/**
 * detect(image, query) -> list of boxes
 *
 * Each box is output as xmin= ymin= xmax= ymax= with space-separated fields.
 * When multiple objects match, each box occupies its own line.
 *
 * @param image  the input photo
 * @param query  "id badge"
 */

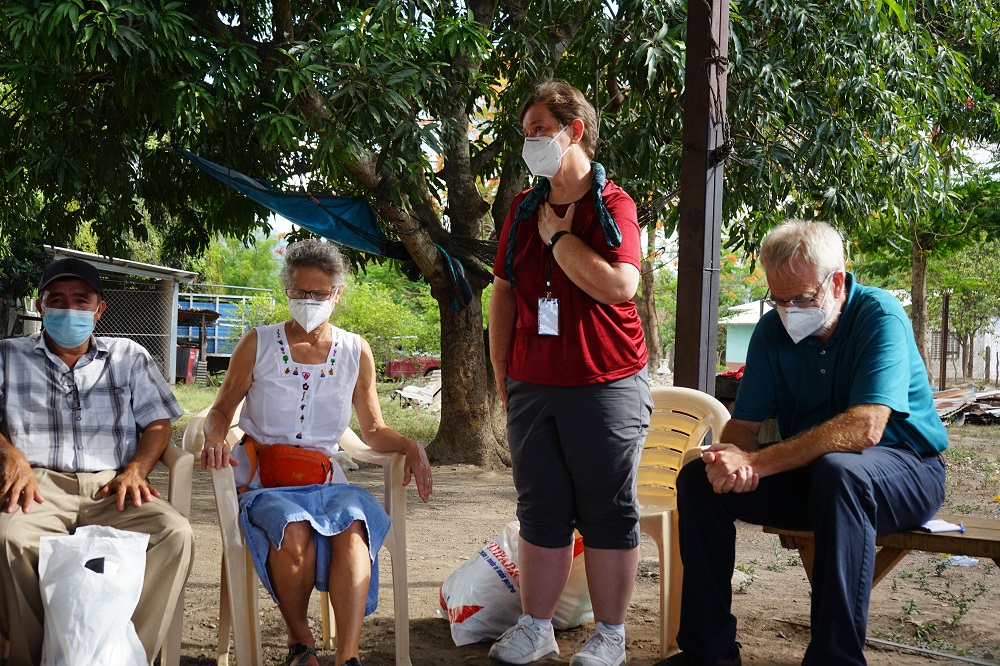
xmin=538 ymin=298 xmax=560 ymax=336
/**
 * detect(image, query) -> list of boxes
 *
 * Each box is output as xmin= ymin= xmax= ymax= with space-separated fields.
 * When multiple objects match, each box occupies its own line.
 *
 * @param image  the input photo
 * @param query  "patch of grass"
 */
xmin=172 ymin=383 xmax=219 ymax=415
xmin=170 ymin=384 xmax=220 ymax=444
xmin=734 ymin=563 xmax=756 ymax=594
xmin=939 ymin=432 xmax=1000 ymax=508
xmin=888 ymin=562 xmax=992 ymax=654
xmin=360 ymin=381 xmax=440 ymax=444
xmin=948 ymin=424 xmax=1000 ymax=446
xmin=766 ymin=540 xmax=787 ymax=572
xmin=367 ymin=395 xmax=441 ymax=445
xmin=979 ymin=459 xmax=999 ymax=491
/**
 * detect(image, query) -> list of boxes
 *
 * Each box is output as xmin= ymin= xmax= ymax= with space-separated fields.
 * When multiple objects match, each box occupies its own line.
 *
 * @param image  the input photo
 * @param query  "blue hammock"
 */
xmin=176 ymin=148 xmax=408 ymax=259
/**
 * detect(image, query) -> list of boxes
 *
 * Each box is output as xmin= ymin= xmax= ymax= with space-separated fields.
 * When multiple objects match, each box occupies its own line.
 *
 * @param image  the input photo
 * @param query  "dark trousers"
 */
xmin=674 ymin=443 xmax=945 ymax=665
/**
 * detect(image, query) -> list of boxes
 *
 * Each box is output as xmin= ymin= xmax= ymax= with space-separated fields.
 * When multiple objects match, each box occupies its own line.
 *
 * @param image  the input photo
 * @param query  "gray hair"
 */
xmin=759 ymin=220 xmax=845 ymax=281
xmin=281 ymin=239 xmax=348 ymax=289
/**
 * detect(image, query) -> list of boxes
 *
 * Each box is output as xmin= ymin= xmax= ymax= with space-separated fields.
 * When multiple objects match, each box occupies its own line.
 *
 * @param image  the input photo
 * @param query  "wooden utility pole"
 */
xmin=939 ymin=292 xmax=950 ymax=390
xmin=674 ymin=0 xmax=730 ymax=393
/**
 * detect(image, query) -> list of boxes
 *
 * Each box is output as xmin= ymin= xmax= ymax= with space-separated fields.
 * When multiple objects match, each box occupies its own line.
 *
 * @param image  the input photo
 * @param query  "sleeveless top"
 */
xmin=232 ymin=322 xmax=360 ymax=490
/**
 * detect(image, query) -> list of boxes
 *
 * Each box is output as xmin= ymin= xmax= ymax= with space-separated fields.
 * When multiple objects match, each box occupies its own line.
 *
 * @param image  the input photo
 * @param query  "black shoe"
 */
xmin=656 ymin=643 xmax=741 ymax=666
xmin=285 ymin=643 xmax=319 ymax=666
xmin=339 ymin=659 xmax=363 ymax=666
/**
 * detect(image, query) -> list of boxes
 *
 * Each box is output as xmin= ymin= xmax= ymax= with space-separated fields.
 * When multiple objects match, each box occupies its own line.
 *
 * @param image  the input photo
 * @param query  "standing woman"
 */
xmin=201 ymin=239 xmax=432 ymax=666
xmin=488 ymin=80 xmax=652 ymax=666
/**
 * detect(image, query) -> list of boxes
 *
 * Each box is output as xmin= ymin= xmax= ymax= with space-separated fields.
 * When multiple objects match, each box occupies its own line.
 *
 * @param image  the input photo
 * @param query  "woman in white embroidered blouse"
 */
xmin=200 ymin=239 xmax=432 ymax=666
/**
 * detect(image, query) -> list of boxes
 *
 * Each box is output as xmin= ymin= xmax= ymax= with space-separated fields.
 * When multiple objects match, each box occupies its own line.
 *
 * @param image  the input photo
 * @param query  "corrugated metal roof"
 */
xmin=45 ymin=246 xmax=197 ymax=283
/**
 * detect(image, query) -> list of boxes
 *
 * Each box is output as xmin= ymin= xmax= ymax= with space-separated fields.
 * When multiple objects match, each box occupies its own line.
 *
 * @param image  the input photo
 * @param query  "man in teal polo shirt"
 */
xmin=665 ymin=220 xmax=947 ymax=666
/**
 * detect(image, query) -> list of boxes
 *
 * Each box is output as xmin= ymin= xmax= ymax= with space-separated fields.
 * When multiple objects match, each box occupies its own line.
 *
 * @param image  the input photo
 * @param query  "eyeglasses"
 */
xmin=764 ymin=272 xmax=835 ymax=309
xmin=64 ymin=381 xmax=81 ymax=411
xmin=285 ymin=288 xmax=337 ymax=301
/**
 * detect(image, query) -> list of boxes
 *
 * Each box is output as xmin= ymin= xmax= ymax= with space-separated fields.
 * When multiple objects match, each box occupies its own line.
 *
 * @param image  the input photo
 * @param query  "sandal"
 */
xmin=285 ymin=643 xmax=319 ymax=666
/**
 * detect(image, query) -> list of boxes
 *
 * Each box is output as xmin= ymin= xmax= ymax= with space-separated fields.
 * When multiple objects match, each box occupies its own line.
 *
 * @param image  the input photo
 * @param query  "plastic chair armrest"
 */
xmin=161 ymin=445 xmax=194 ymax=518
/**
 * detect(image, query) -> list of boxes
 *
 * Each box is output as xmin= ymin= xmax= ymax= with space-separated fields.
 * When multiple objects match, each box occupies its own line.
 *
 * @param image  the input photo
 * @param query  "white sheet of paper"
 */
xmin=920 ymin=519 xmax=963 ymax=533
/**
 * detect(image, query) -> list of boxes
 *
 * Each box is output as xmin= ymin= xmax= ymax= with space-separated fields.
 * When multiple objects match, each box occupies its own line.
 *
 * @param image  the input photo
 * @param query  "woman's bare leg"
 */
xmin=328 ymin=520 xmax=371 ymax=665
xmin=268 ymin=520 xmax=320 ymax=665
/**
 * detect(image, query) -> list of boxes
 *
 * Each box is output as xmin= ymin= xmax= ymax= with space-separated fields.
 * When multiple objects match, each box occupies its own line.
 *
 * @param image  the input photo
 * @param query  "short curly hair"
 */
xmin=281 ymin=239 xmax=348 ymax=289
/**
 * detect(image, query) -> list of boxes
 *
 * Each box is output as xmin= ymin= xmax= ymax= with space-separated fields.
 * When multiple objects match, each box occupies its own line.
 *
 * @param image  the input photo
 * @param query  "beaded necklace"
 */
xmin=275 ymin=325 xmax=341 ymax=440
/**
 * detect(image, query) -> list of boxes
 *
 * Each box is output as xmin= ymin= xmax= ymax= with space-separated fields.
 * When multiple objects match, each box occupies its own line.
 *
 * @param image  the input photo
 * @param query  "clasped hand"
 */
xmin=702 ymin=443 xmax=759 ymax=494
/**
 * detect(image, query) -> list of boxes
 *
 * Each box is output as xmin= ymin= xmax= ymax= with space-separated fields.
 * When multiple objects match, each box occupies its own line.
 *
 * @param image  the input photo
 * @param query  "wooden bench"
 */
xmin=763 ymin=514 xmax=1000 ymax=588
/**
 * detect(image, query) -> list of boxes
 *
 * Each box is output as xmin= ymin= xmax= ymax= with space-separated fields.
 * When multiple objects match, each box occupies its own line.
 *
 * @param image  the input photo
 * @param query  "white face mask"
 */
xmin=775 ymin=279 xmax=835 ymax=344
xmin=521 ymin=125 xmax=570 ymax=179
xmin=288 ymin=298 xmax=334 ymax=334
xmin=776 ymin=306 xmax=828 ymax=344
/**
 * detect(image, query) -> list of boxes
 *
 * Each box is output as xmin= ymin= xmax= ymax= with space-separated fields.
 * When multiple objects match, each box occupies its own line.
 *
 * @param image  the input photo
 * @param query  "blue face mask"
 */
xmin=43 ymin=308 xmax=96 ymax=348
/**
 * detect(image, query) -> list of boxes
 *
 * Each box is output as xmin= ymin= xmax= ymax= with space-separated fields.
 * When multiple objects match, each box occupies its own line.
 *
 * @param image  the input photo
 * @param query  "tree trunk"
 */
xmin=910 ymin=239 xmax=930 ymax=374
xmin=965 ymin=333 xmax=974 ymax=379
xmin=986 ymin=345 xmax=991 ymax=384
xmin=431 ymin=292 xmax=509 ymax=468
xmin=0 ymin=299 xmax=10 ymax=339
xmin=637 ymin=222 xmax=662 ymax=374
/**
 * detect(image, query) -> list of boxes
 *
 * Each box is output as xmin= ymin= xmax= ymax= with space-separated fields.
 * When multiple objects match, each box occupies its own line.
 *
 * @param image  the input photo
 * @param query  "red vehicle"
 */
xmin=385 ymin=353 xmax=440 ymax=378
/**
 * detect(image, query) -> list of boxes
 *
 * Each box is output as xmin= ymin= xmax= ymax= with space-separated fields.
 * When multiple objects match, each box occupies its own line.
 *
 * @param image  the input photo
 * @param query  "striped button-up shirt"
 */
xmin=0 ymin=334 xmax=182 ymax=472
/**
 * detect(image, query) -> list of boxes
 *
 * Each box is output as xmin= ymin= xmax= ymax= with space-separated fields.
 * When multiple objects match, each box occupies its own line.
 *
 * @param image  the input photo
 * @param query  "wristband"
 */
xmin=548 ymin=231 xmax=571 ymax=249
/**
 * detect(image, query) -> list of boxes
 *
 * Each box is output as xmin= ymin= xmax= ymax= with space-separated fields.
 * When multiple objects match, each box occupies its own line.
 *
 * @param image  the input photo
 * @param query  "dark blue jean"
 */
xmin=674 ymin=443 xmax=945 ymax=665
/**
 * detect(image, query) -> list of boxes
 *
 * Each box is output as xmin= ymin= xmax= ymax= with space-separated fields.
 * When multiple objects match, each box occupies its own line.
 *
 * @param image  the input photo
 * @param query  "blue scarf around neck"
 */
xmin=504 ymin=162 xmax=621 ymax=288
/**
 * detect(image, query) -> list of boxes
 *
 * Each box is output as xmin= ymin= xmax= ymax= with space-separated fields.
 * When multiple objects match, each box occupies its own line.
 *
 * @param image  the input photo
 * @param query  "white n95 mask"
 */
xmin=522 ymin=125 xmax=570 ymax=179
xmin=288 ymin=299 xmax=333 ymax=334
xmin=776 ymin=306 xmax=827 ymax=344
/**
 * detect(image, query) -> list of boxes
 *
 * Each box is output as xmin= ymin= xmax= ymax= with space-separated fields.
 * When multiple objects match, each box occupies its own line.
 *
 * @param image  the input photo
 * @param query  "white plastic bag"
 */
xmin=438 ymin=521 xmax=593 ymax=646
xmin=38 ymin=525 xmax=150 ymax=666
xmin=438 ymin=521 xmax=522 ymax=645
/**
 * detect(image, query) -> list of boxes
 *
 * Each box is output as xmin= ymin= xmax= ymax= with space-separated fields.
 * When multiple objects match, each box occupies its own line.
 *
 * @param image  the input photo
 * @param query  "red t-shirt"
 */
xmin=493 ymin=180 xmax=648 ymax=386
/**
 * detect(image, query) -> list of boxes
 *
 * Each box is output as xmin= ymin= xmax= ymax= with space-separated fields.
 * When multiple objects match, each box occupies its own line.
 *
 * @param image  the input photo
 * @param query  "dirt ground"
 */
xmin=166 ymin=427 xmax=1000 ymax=666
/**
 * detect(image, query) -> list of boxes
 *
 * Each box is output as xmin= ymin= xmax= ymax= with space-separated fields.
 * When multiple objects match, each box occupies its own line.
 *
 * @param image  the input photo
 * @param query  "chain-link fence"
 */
xmin=95 ymin=278 xmax=175 ymax=381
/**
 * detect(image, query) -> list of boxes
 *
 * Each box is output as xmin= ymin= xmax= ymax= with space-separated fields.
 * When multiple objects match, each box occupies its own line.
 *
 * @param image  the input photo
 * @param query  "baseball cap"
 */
xmin=38 ymin=258 xmax=104 ymax=296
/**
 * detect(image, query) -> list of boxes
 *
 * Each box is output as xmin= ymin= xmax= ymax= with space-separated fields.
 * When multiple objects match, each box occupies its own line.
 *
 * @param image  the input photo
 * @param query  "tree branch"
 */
xmin=470 ymin=139 xmax=505 ymax=178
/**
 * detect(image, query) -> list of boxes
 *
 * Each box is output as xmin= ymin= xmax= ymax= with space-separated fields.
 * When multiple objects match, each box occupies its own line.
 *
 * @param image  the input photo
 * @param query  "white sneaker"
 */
xmin=489 ymin=615 xmax=560 ymax=664
xmin=569 ymin=628 xmax=626 ymax=666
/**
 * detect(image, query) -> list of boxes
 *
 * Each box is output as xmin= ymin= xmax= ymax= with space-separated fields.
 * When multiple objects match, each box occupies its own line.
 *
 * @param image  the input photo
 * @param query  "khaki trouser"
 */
xmin=0 ymin=469 xmax=194 ymax=665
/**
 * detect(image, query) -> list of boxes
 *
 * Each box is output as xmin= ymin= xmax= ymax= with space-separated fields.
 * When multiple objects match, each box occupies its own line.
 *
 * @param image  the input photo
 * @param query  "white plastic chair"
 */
xmin=0 ymin=444 xmax=193 ymax=666
xmin=637 ymin=386 xmax=730 ymax=658
xmin=182 ymin=404 xmax=411 ymax=666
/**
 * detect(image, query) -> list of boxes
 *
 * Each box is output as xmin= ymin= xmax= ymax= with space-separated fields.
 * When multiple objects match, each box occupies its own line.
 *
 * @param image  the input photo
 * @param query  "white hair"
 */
xmin=759 ymin=220 xmax=845 ymax=281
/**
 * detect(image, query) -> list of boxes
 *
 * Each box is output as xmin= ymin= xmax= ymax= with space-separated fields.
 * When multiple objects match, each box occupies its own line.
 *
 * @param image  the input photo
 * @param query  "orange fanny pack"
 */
xmin=238 ymin=434 xmax=334 ymax=493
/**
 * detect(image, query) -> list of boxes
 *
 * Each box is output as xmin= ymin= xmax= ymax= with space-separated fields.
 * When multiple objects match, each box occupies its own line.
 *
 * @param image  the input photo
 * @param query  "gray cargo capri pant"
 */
xmin=505 ymin=369 xmax=652 ymax=550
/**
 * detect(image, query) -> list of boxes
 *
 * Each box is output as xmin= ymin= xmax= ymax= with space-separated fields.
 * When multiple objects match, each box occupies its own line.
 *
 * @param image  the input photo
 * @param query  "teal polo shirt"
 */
xmin=732 ymin=273 xmax=948 ymax=455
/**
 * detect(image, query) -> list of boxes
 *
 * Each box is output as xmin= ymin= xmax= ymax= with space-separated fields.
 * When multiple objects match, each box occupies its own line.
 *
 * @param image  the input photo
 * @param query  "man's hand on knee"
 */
xmin=100 ymin=463 xmax=161 ymax=510
xmin=0 ymin=445 xmax=44 ymax=513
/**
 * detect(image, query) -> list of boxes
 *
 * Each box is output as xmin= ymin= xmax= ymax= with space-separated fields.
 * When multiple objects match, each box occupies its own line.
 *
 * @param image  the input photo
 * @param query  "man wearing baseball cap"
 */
xmin=0 ymin=256 xmax=195 ymax=664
